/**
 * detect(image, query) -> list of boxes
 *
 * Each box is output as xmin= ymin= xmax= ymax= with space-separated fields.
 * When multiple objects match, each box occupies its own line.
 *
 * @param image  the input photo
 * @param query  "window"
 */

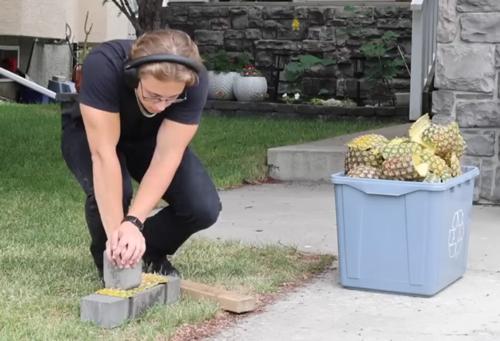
xmin=0 ymin=45 xmax=20 ymax=81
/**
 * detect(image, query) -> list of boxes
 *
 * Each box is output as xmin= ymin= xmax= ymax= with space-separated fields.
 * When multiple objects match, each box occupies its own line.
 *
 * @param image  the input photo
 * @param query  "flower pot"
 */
xmin=233 ymin=76 xmax=268 ymax=102
xmin=207 ymin=71 xmax=239 ymax=100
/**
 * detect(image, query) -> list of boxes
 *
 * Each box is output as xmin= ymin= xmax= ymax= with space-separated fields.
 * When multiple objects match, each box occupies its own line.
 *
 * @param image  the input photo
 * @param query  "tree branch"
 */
xmin=104 ymin=0 xmax=142 ymax=36
xmin=122 ymin=0 xmax=136 ymax=21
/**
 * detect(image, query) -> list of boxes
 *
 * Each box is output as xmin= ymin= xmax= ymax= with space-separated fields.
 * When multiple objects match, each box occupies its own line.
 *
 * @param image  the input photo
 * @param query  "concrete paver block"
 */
xmin=129 ymin=284 xmax=166 ymax=319
xmin=165 ymin=276 xmax=181 ymax=304
xmin=103 ymin=251 xmax=142 ymax=290
xmin=80 ymin=294 xmax=130 ymax=329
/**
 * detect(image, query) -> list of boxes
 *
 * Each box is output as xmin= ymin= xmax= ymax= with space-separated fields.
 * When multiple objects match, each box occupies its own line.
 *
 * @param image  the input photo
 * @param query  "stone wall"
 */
xmin=434 ymin=0 xmax=500 ymax=203
xmin=204 ymin=99 xmax=407 ymax=121
xmin=162 ymin=2 xmax=412 ymax=103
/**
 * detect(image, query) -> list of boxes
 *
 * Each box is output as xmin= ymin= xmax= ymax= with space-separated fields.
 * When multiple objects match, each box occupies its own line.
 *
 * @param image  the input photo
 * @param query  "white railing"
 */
xmin=0 ymin=67 xmax=56 ymax=99
xmin=409 ymin=0 xmax=439 ymax=120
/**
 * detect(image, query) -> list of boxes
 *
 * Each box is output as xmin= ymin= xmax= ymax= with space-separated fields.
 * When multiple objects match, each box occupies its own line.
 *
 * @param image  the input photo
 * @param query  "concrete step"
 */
xmin=267 ymin=123 xmax=411 ymax=182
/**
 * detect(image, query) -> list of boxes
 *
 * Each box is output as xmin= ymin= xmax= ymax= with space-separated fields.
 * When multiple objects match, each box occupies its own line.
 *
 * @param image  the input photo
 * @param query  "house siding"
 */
xmin=0 ymin=0 xmax=134 ymax=89
xmin=0 ymin=0 xmax=133 ymax=43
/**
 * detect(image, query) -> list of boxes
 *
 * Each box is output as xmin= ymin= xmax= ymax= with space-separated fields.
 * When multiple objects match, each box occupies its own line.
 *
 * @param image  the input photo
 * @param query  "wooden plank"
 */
xmin=180 ymin=280 xmax=257 ymax=314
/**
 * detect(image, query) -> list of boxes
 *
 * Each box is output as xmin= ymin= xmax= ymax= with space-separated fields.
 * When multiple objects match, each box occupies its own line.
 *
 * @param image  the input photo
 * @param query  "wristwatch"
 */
xmin=122 ymin=215 xmax=144 ymax=231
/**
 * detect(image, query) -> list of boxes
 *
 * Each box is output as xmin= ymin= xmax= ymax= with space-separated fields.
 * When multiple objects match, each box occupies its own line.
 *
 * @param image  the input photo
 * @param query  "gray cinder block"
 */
xmin=103 ymin=251 xmax=142 ymax=290
xmin=165 ymin=276 xmax=181 ymax=304
xmin=129 ymin=284 xmax=166 ymax=318
xmin=80 ymin=294 xmax=130 ymax=329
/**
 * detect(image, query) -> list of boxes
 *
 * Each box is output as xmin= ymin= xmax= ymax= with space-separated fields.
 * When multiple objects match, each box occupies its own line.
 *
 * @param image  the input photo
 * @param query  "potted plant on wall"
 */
xmin=233 ymin=64 xmax=268 ymax=102
xmin=204 ymin=51 xmax=250 ymax=100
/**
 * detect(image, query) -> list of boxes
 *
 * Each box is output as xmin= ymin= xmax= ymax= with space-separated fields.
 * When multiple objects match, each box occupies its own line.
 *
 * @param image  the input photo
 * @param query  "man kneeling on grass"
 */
xmin=61 ymin=29 xmax=221 ymax=280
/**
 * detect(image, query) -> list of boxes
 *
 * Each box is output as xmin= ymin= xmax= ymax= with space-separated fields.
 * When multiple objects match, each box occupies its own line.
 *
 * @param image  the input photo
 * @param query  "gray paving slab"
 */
xmin=129 ymin=284 xmax=165 ymax=319
xmin=197 ymin=182 xmax=500 ymax=341
xmin=103 ymin=251 xmax=142 ymax=290
xmin=165 ymin=276 xmax=181 ymax=305
xmin=80 ymin=294 xmax=130 ymax=329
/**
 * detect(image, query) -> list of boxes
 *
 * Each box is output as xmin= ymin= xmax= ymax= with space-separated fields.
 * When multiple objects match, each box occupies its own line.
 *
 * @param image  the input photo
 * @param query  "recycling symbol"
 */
xmin=448 ymin=209 xmax=465 ymax=259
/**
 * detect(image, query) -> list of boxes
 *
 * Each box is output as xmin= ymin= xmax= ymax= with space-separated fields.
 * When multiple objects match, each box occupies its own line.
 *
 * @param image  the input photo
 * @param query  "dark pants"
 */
xmin=60 ymin=114 xmax=221 ymax=271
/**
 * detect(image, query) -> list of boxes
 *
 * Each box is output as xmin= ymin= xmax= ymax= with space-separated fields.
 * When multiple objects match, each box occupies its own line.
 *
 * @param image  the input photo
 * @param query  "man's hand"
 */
xmin=109 ymin=222 xmax=146 ymax=268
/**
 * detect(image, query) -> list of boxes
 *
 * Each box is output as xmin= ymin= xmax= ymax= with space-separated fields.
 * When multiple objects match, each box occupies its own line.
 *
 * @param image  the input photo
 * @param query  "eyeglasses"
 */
xmin=139 ymin=81 xmax=187 ymax=104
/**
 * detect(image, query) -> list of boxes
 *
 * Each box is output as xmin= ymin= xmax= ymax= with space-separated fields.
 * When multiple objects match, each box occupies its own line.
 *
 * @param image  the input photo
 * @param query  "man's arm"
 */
xmin=115 ymin=119 xmax=198 ymax=265
xmin=128 ymin=119 xmax=198 ymax=223
xmin=80 ymin=103 xmax=123 ymax=237
xmin=80 ymin=103 xmax=146 ymax=266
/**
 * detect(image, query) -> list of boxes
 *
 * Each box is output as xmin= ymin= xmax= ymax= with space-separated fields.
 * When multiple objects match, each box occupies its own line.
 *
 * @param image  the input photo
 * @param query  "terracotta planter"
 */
xmin=233 ymin=75 xmax=268 ymax=102
xmin=207 ymin=71 xmax=239 ymax=100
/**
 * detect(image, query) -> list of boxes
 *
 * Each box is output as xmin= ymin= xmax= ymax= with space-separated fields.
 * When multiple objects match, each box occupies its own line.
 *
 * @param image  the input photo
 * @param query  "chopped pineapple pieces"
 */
xmin=96 ymin=273 xmax=168 ymax=298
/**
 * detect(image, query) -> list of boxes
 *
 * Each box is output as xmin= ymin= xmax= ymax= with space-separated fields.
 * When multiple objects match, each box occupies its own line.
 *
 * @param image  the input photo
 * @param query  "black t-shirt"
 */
xmin=78 ymin=39 xmax=208 ymax=141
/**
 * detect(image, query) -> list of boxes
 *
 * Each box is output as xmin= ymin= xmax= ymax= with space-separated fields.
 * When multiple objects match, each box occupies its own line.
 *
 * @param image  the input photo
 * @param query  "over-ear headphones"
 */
xmin=123 ymin=54 xmax=205 ymax=89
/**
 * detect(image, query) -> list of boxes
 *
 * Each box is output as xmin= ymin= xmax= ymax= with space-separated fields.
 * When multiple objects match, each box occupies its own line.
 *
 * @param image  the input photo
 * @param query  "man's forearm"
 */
xmin=92 ymin=155 xmax=124 ymax=238
xmin=127 ymin=152 xmax=182 ymax=223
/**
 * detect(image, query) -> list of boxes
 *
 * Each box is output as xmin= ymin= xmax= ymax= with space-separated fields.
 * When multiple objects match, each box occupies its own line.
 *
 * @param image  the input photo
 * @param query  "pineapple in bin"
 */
xmin=344 ymin=114 xmax=467 ymax=183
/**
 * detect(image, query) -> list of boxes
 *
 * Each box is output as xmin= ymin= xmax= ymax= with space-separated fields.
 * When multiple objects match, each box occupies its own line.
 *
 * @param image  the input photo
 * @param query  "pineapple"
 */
xmin=448 ymin=122 xmax=466 ymax=158
xmin=346 ymin=134 xmax=388 ymax=150
xmin=342 ymin=115 xmax=466 ymax=183
xmin=381 ymin=138 xmax=423 ymax=159
xmin=420 ymin=151 xmax=453 ymax=181
xmin=381 ymin=153 xmax=429 ymax=181
xmin=449 ymin=152 xmax=462 ymax=177
xmin=347 ymin=165 xmax=382 ymax=179
xmin=408 ymin=114 xmax=435 ymax=151
xmin=423 ymin=173 xmax=442 ymax=183
xmin=345 ymin=134 xmax=388 ymax=173
xmin=409 ymin=114 xmax=466 ymax=162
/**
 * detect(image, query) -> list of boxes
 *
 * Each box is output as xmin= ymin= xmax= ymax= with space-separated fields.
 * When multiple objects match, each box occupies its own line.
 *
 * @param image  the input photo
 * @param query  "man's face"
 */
xmin=137 ymin=75 xmax=186 ymax=114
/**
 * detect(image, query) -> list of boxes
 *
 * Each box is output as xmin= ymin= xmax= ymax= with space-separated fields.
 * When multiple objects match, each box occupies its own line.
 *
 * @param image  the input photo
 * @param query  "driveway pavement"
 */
xmin=198 ymin=182 xmax=500 ymax=341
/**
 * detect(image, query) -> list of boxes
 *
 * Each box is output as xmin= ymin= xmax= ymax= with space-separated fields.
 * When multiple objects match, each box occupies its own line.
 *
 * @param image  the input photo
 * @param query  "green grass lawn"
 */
xmin=0 ymin=103 xmax=390 ymax=340
xmin=193 ymin=112 xmax=392 ymax=188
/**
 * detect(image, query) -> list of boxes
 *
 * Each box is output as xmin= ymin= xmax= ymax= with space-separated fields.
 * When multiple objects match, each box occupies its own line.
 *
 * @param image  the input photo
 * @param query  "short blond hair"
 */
xmin=130 ymin=29 xmax=201 ymax=87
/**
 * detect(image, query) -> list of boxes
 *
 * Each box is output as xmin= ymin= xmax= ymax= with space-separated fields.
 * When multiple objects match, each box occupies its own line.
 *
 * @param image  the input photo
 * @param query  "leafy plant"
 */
xmin=359 ymin=31 xmax=405 ymax=105
xmin=203 ymin=51 xmax=251 ymax=73
xmin=282 ymin=55 xmax=336 ymax=100
xmin=360 ymin=31 xmax=404 ymax=82
xmin=284 ymin=54 xmax=336 ymax=83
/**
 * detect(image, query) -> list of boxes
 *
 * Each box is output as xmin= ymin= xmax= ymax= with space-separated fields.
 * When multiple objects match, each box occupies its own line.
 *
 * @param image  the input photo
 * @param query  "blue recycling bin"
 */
xmin=331 ymin=166 xmax=479 ymax=296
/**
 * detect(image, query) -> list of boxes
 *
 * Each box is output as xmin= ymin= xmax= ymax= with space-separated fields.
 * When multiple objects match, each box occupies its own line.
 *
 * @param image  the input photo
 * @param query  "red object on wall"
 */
xmin=72 ymin=64 xmax=83 ymax=92
xmin=1 ymin=57 xmax=18 ymax=72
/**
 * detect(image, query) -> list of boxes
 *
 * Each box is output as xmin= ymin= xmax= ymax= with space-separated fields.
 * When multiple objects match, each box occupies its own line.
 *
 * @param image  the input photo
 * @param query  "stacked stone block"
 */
xmin=80 ymin=254 xmax=181 ymax=328
xmin=162 ymin=3 xmax=412 ymax=101
xmin=434 ymin=0 xmax=500 ymax=203
xmin=80 ymin=277 xmax=181 ymax=328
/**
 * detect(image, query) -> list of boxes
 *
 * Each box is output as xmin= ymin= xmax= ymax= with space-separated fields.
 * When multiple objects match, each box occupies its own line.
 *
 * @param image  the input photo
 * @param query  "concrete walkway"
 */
xmin=199 ymin=183 xmax=500 ymax=341
xmin=267 ymin=123 xmax=411 ymax=182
